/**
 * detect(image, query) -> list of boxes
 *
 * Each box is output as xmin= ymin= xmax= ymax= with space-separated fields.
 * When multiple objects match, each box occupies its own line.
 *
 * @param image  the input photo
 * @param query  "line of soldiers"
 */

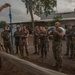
xmin=33 ymin=26 xmax=49 ymax=59
xmin=65 ymin=25 xmax=75 ymax=60
xmin=14 ymin=25 xmax=29 ymax=58
xmin=1 ymin=25 xmax=29 ymax=58
xmin=1 ymin=22 xmax=75 ymax=72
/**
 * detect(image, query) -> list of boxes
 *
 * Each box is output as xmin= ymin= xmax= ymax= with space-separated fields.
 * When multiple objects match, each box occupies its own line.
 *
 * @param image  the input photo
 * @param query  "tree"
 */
xmin=47 ymin=15 xmax=62 ymax=27
xmin=21 ymin=0 xmax=56 ymax=31
xmin=53 ymin=15 xmax=62 ymax=22
xmin=0 ymin=21 xmax=7 ymax=28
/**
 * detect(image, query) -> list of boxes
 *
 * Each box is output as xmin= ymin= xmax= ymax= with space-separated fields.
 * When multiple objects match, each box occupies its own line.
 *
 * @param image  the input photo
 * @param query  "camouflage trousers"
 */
xmin=66 ymin=39 xmax=73 ymax=56
xmin=15 ymin=40 xmax=20 ymax=53
xmin=40 ymin=42 xmax=47 ymax=58
xmin=52 ymin=41 xmax=63 ymax=68
xmin=34 ymin=39 xmax=40 ymax=54
xmin=19 ymin=38 xmax=29 ymax=57
xmin=4 ymin=41 xmax=11 ymax=53
xmin=72 ymin=41 xmax=75 ymax=60
xmin=0 ymin=56 xmax=2 ymax=69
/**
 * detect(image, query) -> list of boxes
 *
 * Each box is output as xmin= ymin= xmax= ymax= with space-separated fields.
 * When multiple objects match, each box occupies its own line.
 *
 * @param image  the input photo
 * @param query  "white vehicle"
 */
xmin=48 ymin=26 xmax=66 ymax=39
xmin=48 ymin=26 xmax=66 ymax=35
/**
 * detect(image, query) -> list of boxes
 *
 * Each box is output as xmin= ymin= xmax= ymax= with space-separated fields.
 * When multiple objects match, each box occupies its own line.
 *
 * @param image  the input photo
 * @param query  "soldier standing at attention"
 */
xmin=65 ymin=25 xmax=73 ymax=57
xmin=19 ymin=25 xmax=29 ymax=58
xmin=1 ymin=26 xmax=11 ymax=54
xmin=39 ymin=26 xmax=47 ymax=59
xmin=33 ymin=26 xmax=40 ymax=55
xmin=71 ymin=27 xmax=75 ymax=60
xmin=14 ymin=27 xmax=20 ymax=54
xmin=0 ymin=3 xmax=11 ymax=70
xmin=0 ymin=43 xmax=6 ymax=70
xmin=52 ymin=22 xmax=63 ymax=71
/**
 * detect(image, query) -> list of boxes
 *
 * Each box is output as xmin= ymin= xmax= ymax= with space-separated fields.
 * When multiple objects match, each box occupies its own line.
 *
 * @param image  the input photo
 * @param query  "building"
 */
xmin=41 ymin=11 xmax=75 ymax=27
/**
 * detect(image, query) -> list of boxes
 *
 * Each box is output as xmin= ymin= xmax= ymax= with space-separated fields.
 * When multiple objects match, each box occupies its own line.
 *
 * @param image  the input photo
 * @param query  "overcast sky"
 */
xmin=57 ymin=0 xmax=75 ymax=13
xmin=0 ymin=0 xmax=75 ymax=23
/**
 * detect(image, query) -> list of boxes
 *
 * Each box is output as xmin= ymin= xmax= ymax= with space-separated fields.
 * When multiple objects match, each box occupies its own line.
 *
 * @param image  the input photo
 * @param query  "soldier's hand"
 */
xmin=40 ymin=34 xmax=43 ymax=36
xmin=2 ymin=3 xmax=11 ymax=8
xmin=2 ymin=46 xmax=6 ymax=52
xmin=20 ymin=35 xmax=24 ymax=37
xmin=53 ymin=30 xmax=58 ymax=34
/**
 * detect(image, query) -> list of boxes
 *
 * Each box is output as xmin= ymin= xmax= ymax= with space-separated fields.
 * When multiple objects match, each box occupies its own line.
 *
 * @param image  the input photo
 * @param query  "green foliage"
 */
xmin=21 ymin=0 xmax=56 ymax=16
xmin=53 ymin=15 xmax=62 ymax=22
xmin=0 ymin=21 xmax=7 ymax=28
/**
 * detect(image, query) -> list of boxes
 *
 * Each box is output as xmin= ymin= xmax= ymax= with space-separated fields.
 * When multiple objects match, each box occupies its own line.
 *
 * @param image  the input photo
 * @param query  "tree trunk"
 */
xmin=29 ymin=0 xmax=34 ymax=33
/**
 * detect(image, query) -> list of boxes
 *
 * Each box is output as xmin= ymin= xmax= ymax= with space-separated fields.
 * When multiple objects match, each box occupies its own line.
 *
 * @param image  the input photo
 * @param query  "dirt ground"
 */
xmin=0 ymin=36 xmax=75 ymax=75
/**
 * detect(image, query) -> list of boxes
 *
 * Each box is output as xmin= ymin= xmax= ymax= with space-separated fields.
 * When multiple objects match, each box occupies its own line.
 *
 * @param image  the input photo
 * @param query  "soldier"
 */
xmin=39 ymin=26 xmax=47 ymax=59
xmin=14 ymin=27 xmax=20 ymax=54
xmin=0 ymin=3 xmax=11 ymax=12
xmin=51 ymin=22 xmax=63 ymax=71
xmin=0 ymin=43 xmax=6 ymax=70
xmin=33 ymin=26 xmax=40 ymax=54
xmin=0 ymin=3 xmax=10 ymax=70
xmin=1 ymin=26 xmax=11 ymax=53
xmin=65 ymin=25 xmax=73 ymax=57
xmin=19 ymin=25 xmax=29 ymax=57
xmin=71 ymin=26 xmax=75 ymax=60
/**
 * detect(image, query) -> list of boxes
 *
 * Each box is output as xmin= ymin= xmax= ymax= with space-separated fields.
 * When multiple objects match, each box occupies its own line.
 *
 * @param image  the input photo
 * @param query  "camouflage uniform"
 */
xmin=14 ymin=31 xmax=20 ymax=54
xmin=46 ymin=30 xmax=50 ymax=52
xmin=19 ymin=29 xmax=29 ymax=57
xmin=34 ymin=30 xmax=40 ymax=54
xmin=52 ymin=27 xmax=63 ymax=69
xmin=65 ymin=29 xmax=73 ymax=57
xmin=71 ymin=28 xmax=75 ymax=60
xmin=39 ymin=30 xmax=47 ymax=58
xmin=1 ymin=30 xmax=11 ymax=53
xmin=0 ymin=43 xmax=3 ymax=70
xmin=72 ymin=40 xmax=75 ymax=60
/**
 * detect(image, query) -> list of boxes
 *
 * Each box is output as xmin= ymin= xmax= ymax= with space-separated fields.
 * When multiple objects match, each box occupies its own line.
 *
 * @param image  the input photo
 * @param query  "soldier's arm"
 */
xmin=0 ymin=3 xmax=11 ymax=12
xmin=53 ymin=30 xmax=63 ymax=37
xmin=0 ymin=43 xmax=6 ymax=52
xmin=1 ymin=32 xmax=4 ymax=38
xmin=26 ymin=30 xmax=29 ymax=38
xmin=14 ymin=32 xmax=16 ymax=38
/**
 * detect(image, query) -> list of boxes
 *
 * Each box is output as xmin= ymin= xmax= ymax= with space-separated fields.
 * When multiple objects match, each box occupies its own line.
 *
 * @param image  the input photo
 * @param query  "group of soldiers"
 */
xmin=0 ymin=3 xmax=75 ymax=73
xmin=1 ymin=25 xmax=29 ymax=58
xmin=1 ymin=22 xmax=75 ymax=72
xmin=0 ymin=22 xmax=63 ymax=71
xmin=65 ymin=25 xmax=75 ymax=60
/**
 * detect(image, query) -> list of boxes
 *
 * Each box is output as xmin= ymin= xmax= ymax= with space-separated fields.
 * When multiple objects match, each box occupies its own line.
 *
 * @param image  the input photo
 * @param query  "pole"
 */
xmin=9 ymin=7 xmax=14 ymax=54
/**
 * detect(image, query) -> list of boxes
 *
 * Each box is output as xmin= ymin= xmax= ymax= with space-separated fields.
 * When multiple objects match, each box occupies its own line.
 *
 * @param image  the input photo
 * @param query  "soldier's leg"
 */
xmin=46 ymin=42 xmax=49 ymax=52
xmin=25 ymin=42 xmax=29 ymax=56
xmin=15 ymin=41 xmax=19 ymax=54
xmin=52 ymin=46 xmax=58 ymax=66
xmin=15 ymin=45 xmax=18 ymax=54
xmin=4 ymin=43 xmax=8 ymax=53
xmin=8 ymin=42 xmax=12 ymax=54
xmin=65 ymin=40 xmax=70 ymax=55
xmin=37 ymin=39 xmax=41 ymax=55
xmin=70 ymin=43 xmax=73 ymax=58
xmin=0 ymin=57 xmax=2 ymax=70
xmin=34 ymin=43 xmax=38 ymax=54
xmin=37 ymin=44 xmax=40 ymax=55
xmin=56 ymin=45 xmax=63 ymax=71
xmin=44 ymin=43 xmax=47 ymax=58
xmin=19 ymin=45 xmax=24 ymax=57
xmin=40 ymin=43 xmax=44 ymax=58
